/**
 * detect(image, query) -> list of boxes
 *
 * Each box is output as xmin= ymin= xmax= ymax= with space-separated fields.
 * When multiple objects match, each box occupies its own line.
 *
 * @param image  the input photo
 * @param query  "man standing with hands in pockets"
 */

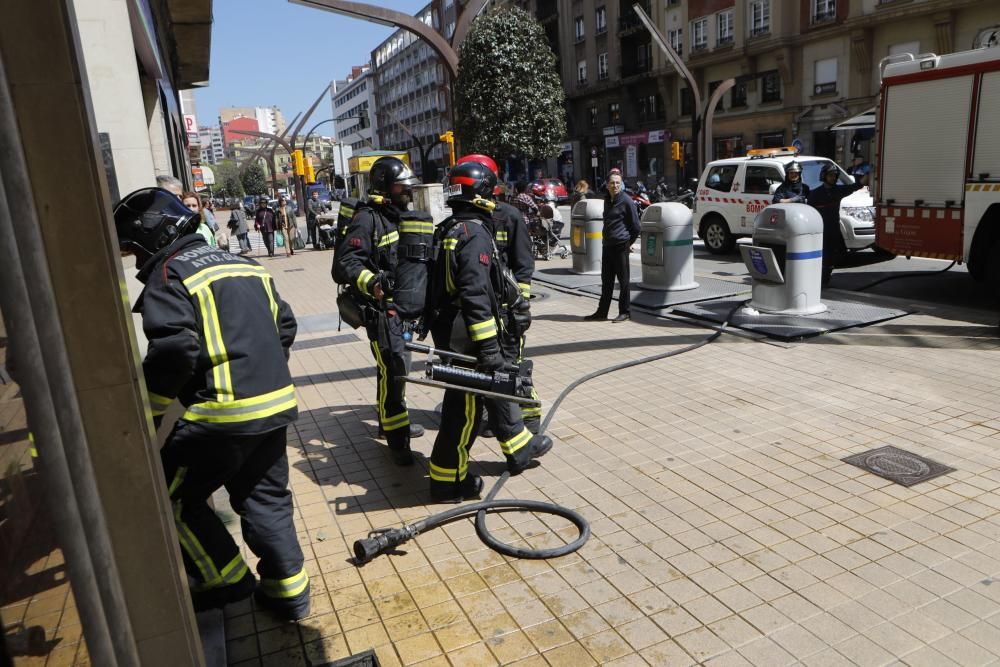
xmin=584 ymin=171 xmax=640 ymax=323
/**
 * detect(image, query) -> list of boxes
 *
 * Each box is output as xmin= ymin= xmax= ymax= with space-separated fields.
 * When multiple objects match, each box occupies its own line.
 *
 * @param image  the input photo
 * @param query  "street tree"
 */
xmin=214 ymin=160 xmax=244 ymax=198
xmin=455 ymin=7 xmax=566 ymax=160
xmin=241 ymin=163 xmax=268 ymax=196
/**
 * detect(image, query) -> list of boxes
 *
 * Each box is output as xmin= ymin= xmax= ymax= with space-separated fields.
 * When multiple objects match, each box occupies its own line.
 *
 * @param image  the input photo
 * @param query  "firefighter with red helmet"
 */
xmin=455 ymin=154 xmax=542 ymax=431
xmin=113 ymin=187 xmax=309 ymax=619
xmin=333 ymin=156 xmax=428 ymax=465
xmin=425 ymin=161 xmax=553 ymax=502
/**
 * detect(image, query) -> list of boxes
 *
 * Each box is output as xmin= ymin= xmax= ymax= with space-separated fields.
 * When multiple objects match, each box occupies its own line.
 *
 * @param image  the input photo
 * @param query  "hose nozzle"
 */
xmin=353 ymin=526 xmax=415 ymax=564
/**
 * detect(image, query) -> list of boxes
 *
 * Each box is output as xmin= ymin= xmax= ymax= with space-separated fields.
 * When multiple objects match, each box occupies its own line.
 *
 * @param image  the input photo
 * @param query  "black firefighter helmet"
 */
xmin=445 ymin=160 xmax=497 ymax=211
xmin=369 ymin=156 xmax=419 ymax=196
xmin=113 ymin=187 xmax=199 ymax=258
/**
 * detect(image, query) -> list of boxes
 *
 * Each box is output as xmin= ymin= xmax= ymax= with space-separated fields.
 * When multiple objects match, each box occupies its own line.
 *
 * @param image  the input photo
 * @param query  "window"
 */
xmin=668 ymin=28 xmax=683 ymax=56
xmin=714 ymin=137 xmax=744 ymax=160
xmin=812 ymin=0 xmax=836 ymax=23
xmin=744 ymin=165 xmax=784 ymax=194
xmin=749 ymin=0 xmax=770 ymax=36
xmin=589 ymin=106 xmax=598 ymax=127
xmin=638 ymin=94 xmax=660 ymax=121
xmin=718 ymin=10 xmax=734 ymax=45
xmin=577 ymin=60 xmax=587 ymax=83
xmin=708 ymin=81 xmax=726 ymax=111
xmin=761 ymin=70 xmax=781 ymax=103
xmin=691 ymin=18 xmax=708 ymax=51
xmin=575 ymin=16 xmax=585 ymax=42
xmin=595 ymin=6 xmax=607 ymax=35
xmin=757 ymin=131 xmax=785 ymax=148
xmin=637 ymin=42 xmax=652 ymax=72
xmin=598 ymin=52 xmax=609 ymax=80
xmin=680 ymin=88 xmax=693 ymax=116
xmin=705 ymin=165 xmax=738 ymax=192
xmin=814 ymin=58 xmax=837 ymax=95
xmin=731 ymin=80 xmax=748 ymax=107
xmin=609 ymin=102 xmax=621 ymax=125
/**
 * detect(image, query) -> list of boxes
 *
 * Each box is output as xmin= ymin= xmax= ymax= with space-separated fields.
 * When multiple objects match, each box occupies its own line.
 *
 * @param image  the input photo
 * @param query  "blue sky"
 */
xmin=194 ymin=0 xmax=430 ymax=129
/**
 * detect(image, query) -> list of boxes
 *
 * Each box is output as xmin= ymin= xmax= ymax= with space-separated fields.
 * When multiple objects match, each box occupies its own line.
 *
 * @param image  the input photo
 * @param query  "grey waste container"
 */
xmin=639 ymin=203 xmax=698 ymax=291
xmin=570 ymin=198 xmax=604 ymax=275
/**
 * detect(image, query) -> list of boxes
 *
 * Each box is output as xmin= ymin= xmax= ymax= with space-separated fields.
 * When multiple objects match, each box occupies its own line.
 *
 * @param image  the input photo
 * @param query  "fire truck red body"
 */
xmin=876 ymin=45 xmax=1000 ymax=285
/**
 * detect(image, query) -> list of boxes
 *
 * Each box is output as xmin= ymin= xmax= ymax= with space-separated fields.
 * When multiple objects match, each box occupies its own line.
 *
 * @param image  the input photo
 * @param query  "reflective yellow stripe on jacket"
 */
xmin=377 ymin=231 xmax=399 ymax=248
xmin=400 ymin=220 xmax=434 ymax=234
xmin=468 ymin=318 xmax=497 ymax=342
xmin=183 ymin=384 xmax=297 ymax=424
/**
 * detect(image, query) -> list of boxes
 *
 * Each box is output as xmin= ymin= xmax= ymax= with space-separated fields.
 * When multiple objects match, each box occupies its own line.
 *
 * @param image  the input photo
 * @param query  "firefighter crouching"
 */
xmin=113 ymin=188 xmax=310 ymax=619
xmin=426 ymin=161 xmax=553 ymax=503
xmin=333 ymin=157 xmax=427 ymax=465
xmin=455 ymin=154 xmax=542 ymax=434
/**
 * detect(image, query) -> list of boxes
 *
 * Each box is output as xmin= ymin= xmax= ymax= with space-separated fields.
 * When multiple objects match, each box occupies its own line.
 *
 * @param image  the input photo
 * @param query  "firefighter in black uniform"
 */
xmin=808 ymin=162 xmax=866 ymax=285
xmin=455 ymin=154 xmax=542 ymax=432
xmin=333 ymin=157 xmax=426 ymax=465
xmin=772 ymin=161 xmax=809 ymax=204
xmin=426 ymin=161 xmax=553 ymax=502
xmin=113 ymin=188 xmax=309 ymax=619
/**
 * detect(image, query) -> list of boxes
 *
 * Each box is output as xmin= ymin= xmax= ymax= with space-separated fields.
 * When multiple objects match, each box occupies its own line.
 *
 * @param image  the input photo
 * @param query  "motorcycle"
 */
xmin=626 ymin=182 xmax=652 ymax=216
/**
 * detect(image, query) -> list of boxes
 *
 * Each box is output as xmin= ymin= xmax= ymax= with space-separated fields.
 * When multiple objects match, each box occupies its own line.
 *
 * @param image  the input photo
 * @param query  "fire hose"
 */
xmin=353 ymin=305 xmax=743 ymax=565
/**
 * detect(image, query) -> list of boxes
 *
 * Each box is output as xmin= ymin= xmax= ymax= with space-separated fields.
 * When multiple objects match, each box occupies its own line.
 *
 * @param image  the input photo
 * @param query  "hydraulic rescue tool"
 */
xmin=399 ymin=342 xmax=541 ymax=407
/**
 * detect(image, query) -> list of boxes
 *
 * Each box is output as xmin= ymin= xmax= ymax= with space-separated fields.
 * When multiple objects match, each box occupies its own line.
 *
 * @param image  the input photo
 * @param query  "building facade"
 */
xmin=545 ymin=0 xmax=999 ymax=187
xmin=332 ymin=64 xmax=379 ymax=152
xmin=199 ymin=125 xmax=225 ymax=164
xmin=220 ymin=105 xmax=286 ymax=135
xmin=370 ymin=1 xmax=457 ymax=181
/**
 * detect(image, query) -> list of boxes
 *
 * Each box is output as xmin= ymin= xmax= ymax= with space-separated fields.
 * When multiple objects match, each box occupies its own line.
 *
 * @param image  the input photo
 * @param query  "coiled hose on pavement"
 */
xmin=855 ymin=261 xmax=956 ymax=292
xmin=353 ymin=301 xmax=746 ymax=565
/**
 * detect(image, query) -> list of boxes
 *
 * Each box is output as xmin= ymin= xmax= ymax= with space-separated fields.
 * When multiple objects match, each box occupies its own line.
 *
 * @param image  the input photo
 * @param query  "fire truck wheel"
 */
xmin=701 ymin=216 xmax=736 ymax=255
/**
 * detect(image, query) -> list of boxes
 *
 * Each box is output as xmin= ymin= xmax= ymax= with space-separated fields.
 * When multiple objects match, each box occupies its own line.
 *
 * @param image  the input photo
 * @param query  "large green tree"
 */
xmin=240 ymin=162 xmax=267 ymax=196
xmin=214 ymin=159 xmax=244 ymax=198
xmin=455 ymin=7 xmax=567 ymax=159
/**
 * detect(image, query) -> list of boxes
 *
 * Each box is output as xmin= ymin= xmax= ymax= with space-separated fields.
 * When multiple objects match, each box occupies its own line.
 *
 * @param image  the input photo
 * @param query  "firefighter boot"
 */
xmin=379 ymin=423 xmax=425 ymax=439
xmin=385 ymin=431 xmax=415 ymax=467
xmin=507 ymin=435 xmax=553 ymax=475
xmin=430 ymin=474 xmax=484 ymax=503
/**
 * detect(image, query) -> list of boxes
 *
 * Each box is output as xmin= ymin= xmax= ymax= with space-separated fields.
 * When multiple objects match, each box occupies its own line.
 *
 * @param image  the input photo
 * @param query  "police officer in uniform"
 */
xmin=808 ymin=162 xmax=865 ymax=285
xmin=334 ymin=157 xmax=426 ymax=465
xmin=426 ymin=161 xmax=553 ymax=502
xmin=455 ymin=154 xmax=542 ymax=432
xmin=772 ymin=161 xmax=809 ymax=204
xmin=113 ymin=187 xmax=309 ymax=619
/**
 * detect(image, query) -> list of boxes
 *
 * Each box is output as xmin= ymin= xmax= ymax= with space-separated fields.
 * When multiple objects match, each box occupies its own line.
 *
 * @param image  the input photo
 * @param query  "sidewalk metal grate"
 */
xmin=317 ymin=649 xmax=381 ymax=667
xmin=842 ymin=446 xmax=955 ymax=487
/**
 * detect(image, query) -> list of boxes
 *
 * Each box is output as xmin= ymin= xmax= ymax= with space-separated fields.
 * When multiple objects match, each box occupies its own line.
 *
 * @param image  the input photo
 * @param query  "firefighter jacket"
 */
xmin=333 ymin=203 xmax=400 ymax=300
xmin=772 ymin=180 xmax=810 ymax=204
xmin=429 ymin=209 xmax=502 ymax=348
xmin=602 ymin=191 xmax=640 ymax=247
xmin=134 ymin=234 xmax=298 ymax=435
xmin=808 ymin=182 xmax=863 ymax=234
xmin=492 ymin=202 xmax=534 ymax=300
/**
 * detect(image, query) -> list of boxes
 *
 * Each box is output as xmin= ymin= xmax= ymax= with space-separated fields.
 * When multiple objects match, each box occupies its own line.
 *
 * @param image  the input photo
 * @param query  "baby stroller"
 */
xmin=530 ymin=203 xmax=569 ymax=260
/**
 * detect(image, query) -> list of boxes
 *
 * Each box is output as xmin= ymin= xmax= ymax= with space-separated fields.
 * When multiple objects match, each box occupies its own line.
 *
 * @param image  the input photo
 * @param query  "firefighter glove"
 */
xmin=512 ymin=302 xmax=531 ymax=333
xmin=477 ymin=338 xmax=505 ymax=372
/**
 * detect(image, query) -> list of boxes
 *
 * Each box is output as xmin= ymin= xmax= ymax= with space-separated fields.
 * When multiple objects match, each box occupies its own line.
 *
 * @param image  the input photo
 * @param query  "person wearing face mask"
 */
xmin=333 ymin=157 xmax=428 ymax=465
xmin=584 ymin=172 xmax=640 ymax=323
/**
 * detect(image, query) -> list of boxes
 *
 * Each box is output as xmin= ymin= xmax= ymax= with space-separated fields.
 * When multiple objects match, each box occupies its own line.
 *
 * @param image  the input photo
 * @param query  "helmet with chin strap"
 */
xmin=369 ymin=156 xmax=419 ymax=196
xmin=456 ymin=153 xmax=499 ymax=176
xmin=113 ymin=187 xmax=200 ymax=258
xmin=445 ymin=161 xmax=497 ymax=212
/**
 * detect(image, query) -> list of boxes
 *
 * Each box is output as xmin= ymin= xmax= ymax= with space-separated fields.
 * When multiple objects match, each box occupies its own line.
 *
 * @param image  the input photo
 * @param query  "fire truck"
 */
xmin=876 ymin=43 xmax=1000 ymax=289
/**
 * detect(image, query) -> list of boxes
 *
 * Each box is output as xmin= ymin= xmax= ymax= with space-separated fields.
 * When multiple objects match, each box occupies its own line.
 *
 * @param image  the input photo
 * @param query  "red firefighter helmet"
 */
xmin=456 ymin=153 xmax=499 ymax=176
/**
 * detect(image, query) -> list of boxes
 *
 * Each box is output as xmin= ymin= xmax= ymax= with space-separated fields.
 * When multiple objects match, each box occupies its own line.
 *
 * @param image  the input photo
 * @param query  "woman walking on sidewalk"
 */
xmin=275 ymin=195 xmax=295 ymax=257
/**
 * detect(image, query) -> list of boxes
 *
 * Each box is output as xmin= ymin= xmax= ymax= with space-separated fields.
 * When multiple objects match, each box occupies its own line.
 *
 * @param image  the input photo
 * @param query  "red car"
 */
xmin=529 ymin=178 xmax=569 ymax=203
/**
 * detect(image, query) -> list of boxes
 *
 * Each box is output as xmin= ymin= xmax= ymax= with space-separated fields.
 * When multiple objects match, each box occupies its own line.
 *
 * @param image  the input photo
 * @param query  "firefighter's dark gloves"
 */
xmin=477 ymin=339 xmax=505 ymax=372
xmin=513 ymin=302 xmax=532 ymax=333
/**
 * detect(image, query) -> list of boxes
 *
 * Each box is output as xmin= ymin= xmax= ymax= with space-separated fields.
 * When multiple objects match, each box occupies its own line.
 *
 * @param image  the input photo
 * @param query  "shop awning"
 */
xmin=829 ymin=107 xmax=876 ymax=131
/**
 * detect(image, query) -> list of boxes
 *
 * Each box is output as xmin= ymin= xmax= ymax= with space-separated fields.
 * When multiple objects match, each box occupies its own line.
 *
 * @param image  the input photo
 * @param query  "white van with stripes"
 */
xmin=693 ymin=147 xmax=876 ymax=255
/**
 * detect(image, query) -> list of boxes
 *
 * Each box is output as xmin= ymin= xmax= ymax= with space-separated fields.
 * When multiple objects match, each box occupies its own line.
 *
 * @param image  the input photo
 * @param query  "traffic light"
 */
xmin=305 ymin=157 xmax=316 ymax=184
xmin=671 ymin=141 xmax=682 ymax=161
xmin=292 ymin=149 xmax=305 ymax=176
xmin=439 ymin=130 xmax=456 ymax=166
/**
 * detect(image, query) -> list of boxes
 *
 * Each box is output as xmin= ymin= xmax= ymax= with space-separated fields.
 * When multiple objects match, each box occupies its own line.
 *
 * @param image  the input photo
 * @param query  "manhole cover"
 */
xmin=842 ymin=446 xmax=955 ymax=487
xmin=316 ymin=649 xmax=381 ymax=667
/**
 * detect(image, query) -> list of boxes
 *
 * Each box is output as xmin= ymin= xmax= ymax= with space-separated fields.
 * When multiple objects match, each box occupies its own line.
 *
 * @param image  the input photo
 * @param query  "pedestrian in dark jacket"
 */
xmin=808 ymin=162 xmax=865 ymax=284
xmin=306 ymin=191 xmax=323 ymax=249
xmin=228 ymin=206 xmax=251 ymax=254
xmin=254 ymin=196 xmax=278 ymax=257
xmin=585 ymin=172 xmax=640 ymax=322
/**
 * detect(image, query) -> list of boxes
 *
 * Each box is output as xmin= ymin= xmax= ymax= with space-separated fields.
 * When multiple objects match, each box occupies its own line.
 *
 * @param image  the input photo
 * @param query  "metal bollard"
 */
xmin=570 ymin=199 xmax=604 ymax=274
xmin=639 ymin=203 xmax=699 ymax=291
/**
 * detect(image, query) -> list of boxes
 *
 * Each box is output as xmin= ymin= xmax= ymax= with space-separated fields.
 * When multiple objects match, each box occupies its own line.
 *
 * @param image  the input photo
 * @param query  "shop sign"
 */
xmin=603 ymin=125 xmax=624 ymax=136
xmin=605 ymin=135 xmax=620 ymax=148
xmin=648 ymin=130 xmax=667 ymax=144
xmin=560 ymin=142 xmax=573 ymax=154
xmin=625 ymin=145 xmax=638 ymax=177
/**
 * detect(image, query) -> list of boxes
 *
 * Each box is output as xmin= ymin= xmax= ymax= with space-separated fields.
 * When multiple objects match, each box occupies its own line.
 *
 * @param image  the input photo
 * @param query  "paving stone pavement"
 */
xmin=224 ymin=247 xmax=1000 ymax=667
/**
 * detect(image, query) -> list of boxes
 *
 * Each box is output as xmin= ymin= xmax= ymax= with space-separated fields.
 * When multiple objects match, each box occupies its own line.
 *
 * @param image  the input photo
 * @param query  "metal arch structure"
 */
xmin=287 ymin=0 xmax=490 ymax=77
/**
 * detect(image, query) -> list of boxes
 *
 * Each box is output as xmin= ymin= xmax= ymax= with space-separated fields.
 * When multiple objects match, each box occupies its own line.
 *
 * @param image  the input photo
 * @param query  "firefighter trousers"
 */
xmin=430 ymin=318 xmax=533 ymax=487
xmin=365 ymin=309 xmax=412 ymax=448
xmin=161 ymin=422 xmax=309 ymax=615
xmin=485 ymin=314 xmax=541 ymax=428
